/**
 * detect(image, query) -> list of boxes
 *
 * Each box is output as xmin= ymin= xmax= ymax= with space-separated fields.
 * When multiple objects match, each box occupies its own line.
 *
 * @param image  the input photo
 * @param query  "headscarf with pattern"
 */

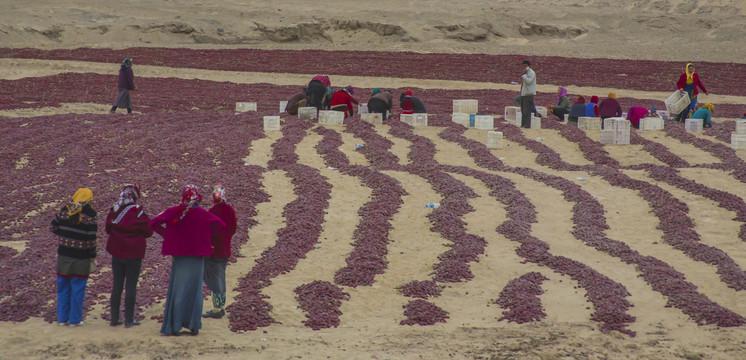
xmin=120 ymin=57 xmax=133 ymax=71
xmin=67 ymin=188 xmax=93 ymax=218
xmin=173 ymin=184 xmax=202 ymax=223
xmin=113 ymin=184 xmax=140 ymax=212
xmin=212 ymin=184 xmax=226 ymax=205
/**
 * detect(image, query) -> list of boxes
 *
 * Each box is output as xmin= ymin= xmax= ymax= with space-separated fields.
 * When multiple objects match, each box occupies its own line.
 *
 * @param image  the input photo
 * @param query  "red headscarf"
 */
xmin=590 ymin=95 xmax=599 ymax=104
xmin=173 ymin=184 xmax=202 ymax=223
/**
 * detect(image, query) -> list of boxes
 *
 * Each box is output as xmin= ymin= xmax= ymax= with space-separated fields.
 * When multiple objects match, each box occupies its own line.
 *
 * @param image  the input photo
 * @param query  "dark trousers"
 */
xmin=307 ymin=80 xmax=326 ymax=110
xmin=520 ymin=95 xmax=535 ymax=128
xmin=110 ymin=257 xmax=142 ymax=324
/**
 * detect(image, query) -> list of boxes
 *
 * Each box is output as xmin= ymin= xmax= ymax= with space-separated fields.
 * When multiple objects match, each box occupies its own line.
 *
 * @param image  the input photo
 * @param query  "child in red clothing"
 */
xmin=202 ymin=185 xmax=237 ymax=319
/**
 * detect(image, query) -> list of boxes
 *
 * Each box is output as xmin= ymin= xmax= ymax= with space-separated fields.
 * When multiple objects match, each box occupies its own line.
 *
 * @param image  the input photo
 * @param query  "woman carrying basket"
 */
xmin=674 ymin=63 xmax=708 ymax=122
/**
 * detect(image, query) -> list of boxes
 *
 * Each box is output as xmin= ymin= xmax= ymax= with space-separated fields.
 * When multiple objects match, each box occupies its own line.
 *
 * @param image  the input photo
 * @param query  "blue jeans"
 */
xmin=57 ymin=275 xmax=87 ymax=325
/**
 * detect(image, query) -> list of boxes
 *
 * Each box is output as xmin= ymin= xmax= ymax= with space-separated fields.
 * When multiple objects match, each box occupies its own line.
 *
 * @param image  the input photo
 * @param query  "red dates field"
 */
xmin=2 ymin=47 xmax=746 ymax=360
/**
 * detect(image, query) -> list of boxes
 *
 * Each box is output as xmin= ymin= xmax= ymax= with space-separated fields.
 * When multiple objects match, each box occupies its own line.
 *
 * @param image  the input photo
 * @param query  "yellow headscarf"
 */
xmin=685 ymin=63 xmax=694 ymax=81
xmin=702 ymin=103 xmax=714 ymax=113
xmin=608 ymin=92 xmax=617 ymax=99
xmin=67 ymin=188 xmax=93 ymax=217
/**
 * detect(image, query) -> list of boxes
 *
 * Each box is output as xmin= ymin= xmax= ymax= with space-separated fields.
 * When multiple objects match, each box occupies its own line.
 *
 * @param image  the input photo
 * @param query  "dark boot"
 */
xmin=126 ymin=108 xmax=132 ymax=114
xmin=110 ymin=106 xmax=117 ymax=114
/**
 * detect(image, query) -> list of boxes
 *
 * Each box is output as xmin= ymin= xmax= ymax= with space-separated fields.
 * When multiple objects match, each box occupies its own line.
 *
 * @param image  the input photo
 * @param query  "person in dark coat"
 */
xmin=368 ymin=88 xmax=393 ymax=119
xmin=110 ymin=58 xmax=135 ymax=114
xmin=307 ymin=75 xmax=330 ymax=110
xmin=285 ymin=89 xmax=307 ymax=115
xmin=598 ymin=92 xmax=623 ymax=120
xmin=399 ymin=90 xmax=426 ymax=114
xmin=568 ymin=95 xmax=587 ymax=124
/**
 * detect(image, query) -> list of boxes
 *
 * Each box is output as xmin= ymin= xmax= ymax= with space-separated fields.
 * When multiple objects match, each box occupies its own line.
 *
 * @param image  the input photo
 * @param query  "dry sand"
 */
xmin=2 ymin=1 xmax=746 ymax=359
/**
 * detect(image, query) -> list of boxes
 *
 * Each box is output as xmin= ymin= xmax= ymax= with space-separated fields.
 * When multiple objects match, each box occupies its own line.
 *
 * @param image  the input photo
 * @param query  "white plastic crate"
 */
xmin=599 ymin=129 xmax=615 ymax=145
xmin=319 ymin=110 xmax=345 ymax=125
xmin=736 ymin=120 xmax=746 ymax=134
xmin=474 ymin=115 xmax=494 ymax=129
xmin=656 ymin=110 xmax=669 ymax=121
xmin=361 ymin=113 xmax=383 ymax=125
xmin=452 ymin=113 xmax=470 ymax=127
xmin=235 ymin=102 xmax=257 ymax=112
xmin=608 ymin=118 xmax=631 ymax=145
xmin=298 ymin=107 xmax=317 ymax=120
xmin=263 ymin=116 xmax=281 ymax=131
xmin=400 ymin=114 xmax=414 ymax=125
xmin=578 ymin=117 xmax=602 ymax=131
xmin=530 ymin=116 xmax=541 ymax=129
xmin=358 ymin=103 xmax=368 ymax=114
xmin=535 ymin=106 xmax=548 ymax=117
xmin=487 ymin=131 xmax=503 ymax=149
xmin=639 ymin=117 xmax=665 ymax=131
xmin=563 ymin=113 xmax=569 ymax=124
xmin=453 ymin=99 xmax=478 ymax=114
xmin=685 ymin=118 xmax=703 ymax=132
xmin=504 ymin=106 xmax=520 ymax=123
xmin=279 ymin=101 xmax=288 ymax=113
xmin=406 ymin=114 xmax=428 ymax=126
xmin=732 ymin=134 xmax=746 ymax=150
xmin=665 ymin=90 xmax=691 ymax=116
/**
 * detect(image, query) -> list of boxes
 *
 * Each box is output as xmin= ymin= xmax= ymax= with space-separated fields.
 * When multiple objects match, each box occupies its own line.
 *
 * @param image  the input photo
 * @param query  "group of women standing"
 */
xmin=547 ymin=63 xmax=710 ymax=128
xmin=52 ymin=184 xmax=236 ymax=336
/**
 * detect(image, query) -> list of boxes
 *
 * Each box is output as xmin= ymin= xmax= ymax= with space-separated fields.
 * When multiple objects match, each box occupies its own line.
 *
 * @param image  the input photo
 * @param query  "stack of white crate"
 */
xmin=401 ymin=114 xmax=428 ymax=126
xmin=263 ymin=116 xmax=281 ymax=131
xmin=578 ymin=117 xmax=602 ymax=131
xmin=732 ymin=120 xmax=746 ymax=150
xmin=600 ymin=117 xmax=630 ymax=145
xmin=298 ymin=107 xmax=317 ymax=120
xmin=504 ymin=106 xmax=521 ymax=126
xmin=235 ymin=102 xmax=257 ymax=113
xmin=453 ymin=99 xmax=478 ymax=114
xmin=530 ymin=116 xmax=541 ymax=129
xmin=474 ymin=115 xmax=494 ymax=129
xmin=487 ymin=131 xmax=503 ymax=149
xmin=639 ymin=116 xmax=665 ymax=131
xmin=684 ymin=118 xmax=703 ymax=132
xmin=319 ymin=110 xmax=345 ymax=125
xmin=452 ymin=113 xmax=470 ymax=127
xmin=361 ymin=113 xmax=383 ymax=125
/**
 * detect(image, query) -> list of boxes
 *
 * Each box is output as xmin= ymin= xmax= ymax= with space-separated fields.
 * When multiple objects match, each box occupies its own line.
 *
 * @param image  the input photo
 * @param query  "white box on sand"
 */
xmin=535 ymin=106 xmax=548 ymax=117
xmin=452 ymin=113 xmax=470 ymax=127
xmin=732 ymin=134 xmax=746 ymax=150
xmin=504 ymin=106 xmax=520 ymax=123
xmin=319 ymin=110 xmax=345 ymax=125
xmin=235 ymin=102 xmax=257 ymax=112
xmin=487 ymin=131 xmax=503 ymax=149
xmin=685 ymin=118 xmax=703 ymax=132
xmin=639 ymin=117 xmax=664 ymax=131
xmin=361 ymin=113 xmax=383 ymax=125
xmin=601 ymin=118 xmax=630 ymax=145
xmin=279 ymin=101 xmax=288 ymax=113
xmin=263 ymin=116 xmax=281 ymax=131
xmin=359 ymin=103 xmax=369 ymax=114
xmin=530 ymin=116 xmax=541 ymax=129
xmin=578 ymin=117 xmax=602 ymax=131
xmin=454 ymin=99 xmax=478 ymax=114
xmin=298 ymin=107 xmax=317 ymax=120
xmin=736 ymin=120 xmax=746 ymax=134
xmin=474 ymin=115 xmax=494 ymax=129
xmin=402 ymin=114 xmax=428 ymax=126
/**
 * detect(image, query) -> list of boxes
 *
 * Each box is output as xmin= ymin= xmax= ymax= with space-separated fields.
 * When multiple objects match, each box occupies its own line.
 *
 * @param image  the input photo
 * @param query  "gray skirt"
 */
xmin=113 ymin=89 xmax=132 ymax=108
xmin=57 ymin=255 xmax=90 ymax=277
xmin=160 ymin=256 xmax=204 ymax=334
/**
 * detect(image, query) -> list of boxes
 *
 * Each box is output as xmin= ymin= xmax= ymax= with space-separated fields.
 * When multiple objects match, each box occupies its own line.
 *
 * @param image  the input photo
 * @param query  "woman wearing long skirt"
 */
xmin=52 ymin=188 xmax=97 ymax=326
xmin=110 ymin=57 xmax=135 ymax=114
xmin=149 ymin=185 xmax=226 ymax=336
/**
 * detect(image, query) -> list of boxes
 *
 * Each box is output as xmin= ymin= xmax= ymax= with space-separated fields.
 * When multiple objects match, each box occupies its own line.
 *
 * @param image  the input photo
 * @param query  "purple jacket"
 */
xmin=598 ymin=98 xmax=622 ymax=118
xmin=149 ymin=206 xmax=226 ymax=257
xmin=118 ymin=67 xmax=135 ymax=90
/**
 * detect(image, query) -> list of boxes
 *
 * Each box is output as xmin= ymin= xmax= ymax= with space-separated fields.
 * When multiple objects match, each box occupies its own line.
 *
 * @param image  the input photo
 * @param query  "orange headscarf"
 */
xmin=67 ymin=188 xmax=93 ymax=218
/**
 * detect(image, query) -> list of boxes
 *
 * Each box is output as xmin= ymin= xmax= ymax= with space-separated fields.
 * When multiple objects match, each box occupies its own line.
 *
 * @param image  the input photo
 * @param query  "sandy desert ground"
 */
xmin=2 ymin=1 xmax=746 ymax=360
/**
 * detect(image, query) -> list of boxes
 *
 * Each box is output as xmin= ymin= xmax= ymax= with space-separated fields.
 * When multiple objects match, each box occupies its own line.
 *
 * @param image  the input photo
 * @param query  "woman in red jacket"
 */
xmin=105 ymin=184 xmax=153 ymax=328
xmin=328 ymin=86 xmax=359 ymax=117
xmin=202 ymin=185 xmax=237 ymax=319
xmin=674 ymin=63 xmax=708 ymax=122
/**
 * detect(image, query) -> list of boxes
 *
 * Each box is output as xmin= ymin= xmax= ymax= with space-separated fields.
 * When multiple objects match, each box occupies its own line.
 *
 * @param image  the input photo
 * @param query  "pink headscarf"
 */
xmin=173 ymin=184 xmax=202 ymax=223
xmin=557 ymin=87 xmax=567 ymax=104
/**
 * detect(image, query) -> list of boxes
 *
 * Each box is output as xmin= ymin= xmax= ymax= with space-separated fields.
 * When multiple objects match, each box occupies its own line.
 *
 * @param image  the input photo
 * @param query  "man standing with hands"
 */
xmin=519 ymin=60 xmax=536 ymax=128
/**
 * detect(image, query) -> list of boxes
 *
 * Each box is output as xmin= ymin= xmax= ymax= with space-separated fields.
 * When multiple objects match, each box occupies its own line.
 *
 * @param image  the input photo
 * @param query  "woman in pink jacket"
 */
xmin=150 ymin=185 xmax=225 ymax=336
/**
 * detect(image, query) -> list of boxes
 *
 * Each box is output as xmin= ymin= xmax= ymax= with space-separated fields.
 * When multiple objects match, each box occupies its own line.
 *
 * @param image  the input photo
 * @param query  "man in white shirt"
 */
xmin=519 ymin=60 xmax=537 ymax=128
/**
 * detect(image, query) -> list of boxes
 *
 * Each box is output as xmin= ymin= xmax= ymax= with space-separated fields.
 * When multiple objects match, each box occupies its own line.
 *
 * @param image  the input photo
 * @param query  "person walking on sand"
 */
xmin=202 ymin=185 xmax=237 ymax=319
xmin=105 ymin=184 xmax=153 ymax=328
xmin=519 ymin=60 xmax=536 ymax=128
xmin=150 ymin=185 xmax=226 ymax=336
xmin=110 ymin=58 xmax=135 ymax=114
xmin=52 ymin=188 xmax=97 ymax=327
xmin=674 ymin=63 xmax=708 ymax=122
